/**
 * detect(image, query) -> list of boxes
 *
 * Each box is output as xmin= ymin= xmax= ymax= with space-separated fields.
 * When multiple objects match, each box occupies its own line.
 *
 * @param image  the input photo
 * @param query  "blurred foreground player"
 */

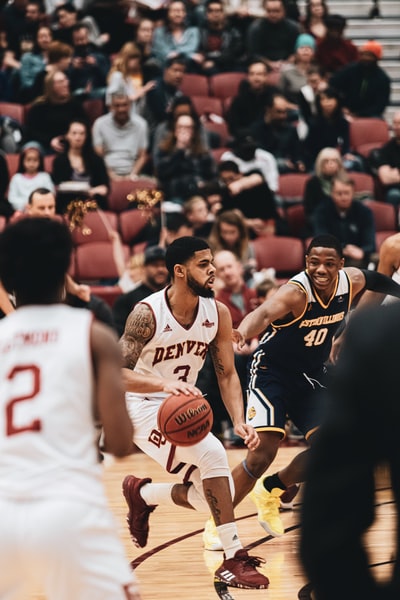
xmin=301 ymin=302 xmax=400 ymax=599
xmin=0 ymin=218 xmax=141 ymax=600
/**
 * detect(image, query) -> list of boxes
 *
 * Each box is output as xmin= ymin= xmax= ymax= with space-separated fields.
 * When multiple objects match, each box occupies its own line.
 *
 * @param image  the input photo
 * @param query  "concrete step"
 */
xmin=346 ymin=19 xmax=400 ymax=37
xmin=298 ymin=1 xmax=400 ymax=19
xmin=380 ymin=61 xmax=400 ymax=80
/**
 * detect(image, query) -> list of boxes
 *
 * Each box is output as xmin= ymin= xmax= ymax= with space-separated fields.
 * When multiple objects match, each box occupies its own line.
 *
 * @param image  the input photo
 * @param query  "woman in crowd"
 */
xmin=24 ymin=69 xmax=87 ymax=155
xmin=151 ymin=0 xmax=200 ymax=70
xmin=301 ymin=0 xmax=329 ymax=41
xmin=152 ymin=94 xmax=210 ymax=162
xmin=106 ymin=42 xmax=155 ymax=118
xmin=304 ymin=86 xmax=363 ymax=171
xmin=208 ymin=209 xmax=258 ymax=286
xmin=303 ymin=146 xmax=346 ymax=234
xmin=134 ymin=18 xmax=162 ymax=81
xmin=28 ymin=40 xmax=73 ymax=105
xmin=155 ymin=112 xmax=216 ymax=204
xmin=51 ymin=118 xmax=109 ymax=211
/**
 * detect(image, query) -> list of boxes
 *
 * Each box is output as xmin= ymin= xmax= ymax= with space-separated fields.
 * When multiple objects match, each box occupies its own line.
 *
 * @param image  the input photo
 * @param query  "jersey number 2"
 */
xmin=6 ymin=365 xmax=42 ymax=436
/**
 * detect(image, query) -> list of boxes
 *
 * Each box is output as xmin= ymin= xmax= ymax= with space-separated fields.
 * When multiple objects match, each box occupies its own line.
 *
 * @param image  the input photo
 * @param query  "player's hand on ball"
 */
xmin=162 ymin=379 xmax=203 ymax=396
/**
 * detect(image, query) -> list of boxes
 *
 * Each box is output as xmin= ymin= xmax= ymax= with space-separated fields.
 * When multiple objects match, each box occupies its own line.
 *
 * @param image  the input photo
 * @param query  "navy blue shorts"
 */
xmin=245 ymin=362 xmax=328 ymax=440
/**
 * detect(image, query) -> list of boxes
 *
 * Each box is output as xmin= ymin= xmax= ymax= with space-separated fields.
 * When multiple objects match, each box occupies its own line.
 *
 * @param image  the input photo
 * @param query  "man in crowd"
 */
xmin=93 ymin=92 xmax=149 ymax=181
xmin=112 ymin=245 xmax=169 ymax=337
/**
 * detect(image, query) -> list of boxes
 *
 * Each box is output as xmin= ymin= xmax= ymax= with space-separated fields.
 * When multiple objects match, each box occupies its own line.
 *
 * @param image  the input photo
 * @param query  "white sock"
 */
xmin=216 ymin=522 xmax=242 ymax=559
xmin=140 ymin=482 xmax=175 ymax=507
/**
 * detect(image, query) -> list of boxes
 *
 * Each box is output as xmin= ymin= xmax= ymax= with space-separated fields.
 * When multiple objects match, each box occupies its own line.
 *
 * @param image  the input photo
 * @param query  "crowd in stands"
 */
xmin=0 ymin=0 xmax=398 ymax=324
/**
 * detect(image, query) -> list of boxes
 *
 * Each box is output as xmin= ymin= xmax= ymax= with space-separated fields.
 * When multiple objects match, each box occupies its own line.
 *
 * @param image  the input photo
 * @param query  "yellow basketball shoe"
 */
xmin=203 ymin=516 xmax=223 ymax=551
xmin=249 ymin=478 xmax=285 ymax=537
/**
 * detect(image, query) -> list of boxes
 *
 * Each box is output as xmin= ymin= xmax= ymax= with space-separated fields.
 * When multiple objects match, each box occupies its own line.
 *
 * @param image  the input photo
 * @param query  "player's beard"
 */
xmin=187 ymin=273 xmax=214 ymax=298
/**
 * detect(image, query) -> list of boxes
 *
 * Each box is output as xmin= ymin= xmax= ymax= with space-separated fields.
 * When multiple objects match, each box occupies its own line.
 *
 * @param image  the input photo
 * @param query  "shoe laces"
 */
xmin=238 ymin=553 xmax=266 ymax=569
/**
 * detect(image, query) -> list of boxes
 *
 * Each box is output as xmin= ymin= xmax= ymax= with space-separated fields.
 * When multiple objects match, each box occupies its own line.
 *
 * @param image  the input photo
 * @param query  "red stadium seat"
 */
xmin=108 ymin=179 xmax=157 ymax=213
xmin=349 ymin=118 xmax=390 ymax=158
xmin=190 ymin=95 xmax=224 ymax=118
xmin=253 ymin=235 xmax=305 ymax=282
xmin=74 ymin=241 xmax=129 ymax=282
xmin=0 ymin=101 xmax=25 ymax=125
xmin=68 ymin=210 xmax=118 ymax=245
xmin=277 ymin=173 xmax=310 ymax=206
xmin=209 ymin=72 xmax=246 ymax=100
xmin=180 ymin=73 xmax=209 ymax=97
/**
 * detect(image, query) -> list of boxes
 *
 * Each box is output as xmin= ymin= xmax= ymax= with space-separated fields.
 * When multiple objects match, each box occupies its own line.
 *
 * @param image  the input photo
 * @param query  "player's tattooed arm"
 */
xmin=209 ymin=338 xmax=225 ymax=376
xmin=120 ymin=303 xmax=155 ymax=369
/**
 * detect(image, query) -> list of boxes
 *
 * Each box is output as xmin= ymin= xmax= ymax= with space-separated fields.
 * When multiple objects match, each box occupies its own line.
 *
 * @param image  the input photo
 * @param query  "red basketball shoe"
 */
xmin=214 ymin=549 xmax=269 ymax=589
xmin=122 ymin=475 xmax=156 ymax=548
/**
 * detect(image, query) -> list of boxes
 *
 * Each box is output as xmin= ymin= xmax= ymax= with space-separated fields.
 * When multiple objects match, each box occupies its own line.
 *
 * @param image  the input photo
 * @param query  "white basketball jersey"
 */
xmin=127 ymin=288 xmax=219 ymax=401
xmin=0 ymin=305 xmax=105 ymax=503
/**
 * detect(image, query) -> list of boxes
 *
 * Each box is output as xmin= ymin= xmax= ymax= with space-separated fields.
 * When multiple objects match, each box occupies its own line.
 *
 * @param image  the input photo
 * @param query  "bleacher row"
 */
xmin=0 ymin=68 xmax=398 ymax=306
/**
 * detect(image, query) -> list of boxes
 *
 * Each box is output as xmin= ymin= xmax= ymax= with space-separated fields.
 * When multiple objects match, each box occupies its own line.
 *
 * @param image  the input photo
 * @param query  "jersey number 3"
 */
xmin=6 ymin=364 xmax=42 ymax=436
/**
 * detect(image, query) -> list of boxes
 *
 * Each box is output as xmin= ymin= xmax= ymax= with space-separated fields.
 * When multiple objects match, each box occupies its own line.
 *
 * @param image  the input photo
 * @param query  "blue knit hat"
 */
xmin=295 ymin=33 xmax=316 ymax=51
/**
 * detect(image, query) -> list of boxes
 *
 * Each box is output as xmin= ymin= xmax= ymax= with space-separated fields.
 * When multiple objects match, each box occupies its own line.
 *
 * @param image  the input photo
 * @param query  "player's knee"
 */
xmin=198 ymin=442 xmax=230 ymax=480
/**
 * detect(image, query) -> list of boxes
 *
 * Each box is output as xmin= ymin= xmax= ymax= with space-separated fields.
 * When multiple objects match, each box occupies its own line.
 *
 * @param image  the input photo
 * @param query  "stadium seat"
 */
xmin=0 ymin=101 xmax=25 ymax=125
xmin=118 ymin=209 xmax=152 ymax=246
xmin=74 ymin=241 xmax=129 ymax=282
xmin=348 ymin=171 xmax=375 ymax=199
xmin=68 ymin=210 xmax=118 ymax=245
xmin=253 ymin=235 xmax=305 ymax=282
xmin=285 ymin=204 xmax=307 ymax=238
xmin=190 ymin=95 xmax=224 ymax=118
xmin=363 ymin=199 xmax=397 ymax=231
xmin=108 ymin=179 xmax=157 ymax=213
xmin=180 ymin=73 xmax=209 ymax=97
xmin=276 ymin=173 xmax=310 ymax=207
xmin=209 ymin=72 xmax=246 ymax=100
xmin=82 ymin=98 xmax=105 ymax=125
xmin=5 ymin=153 xmax=19 ymax=179
xmin=202 ymin=119 xmax=231 ymax=148
xmin=349 ymin=118 xmax=390 ymax=158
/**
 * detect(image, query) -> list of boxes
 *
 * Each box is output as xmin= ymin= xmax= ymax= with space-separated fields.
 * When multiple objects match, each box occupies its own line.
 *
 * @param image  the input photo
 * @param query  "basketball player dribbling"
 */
xmin=120 ymin=236 xmax=269 ymax=590
xmin=0 ymin=218 xmax=142 ymax=600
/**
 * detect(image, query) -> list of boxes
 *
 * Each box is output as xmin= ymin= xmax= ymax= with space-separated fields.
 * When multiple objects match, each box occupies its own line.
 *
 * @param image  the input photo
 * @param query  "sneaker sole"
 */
xmin=214 ymin=576 xmax=269 ymax=590
xmin=204 ymin=542 xmax=224 ymax=551
xmin=258 ymin=519 xmax=284 ymax=537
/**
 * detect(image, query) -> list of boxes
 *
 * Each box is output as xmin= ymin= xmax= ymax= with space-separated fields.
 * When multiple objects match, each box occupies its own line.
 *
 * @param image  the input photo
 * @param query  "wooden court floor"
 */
xmin=106 ymin=443 xmax=395 ymax=600
xmin=31 ymin=442 xmax=395 ymax=599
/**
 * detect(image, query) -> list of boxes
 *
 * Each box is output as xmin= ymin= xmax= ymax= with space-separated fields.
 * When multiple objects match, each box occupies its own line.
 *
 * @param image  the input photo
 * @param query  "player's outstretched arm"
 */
xmin=235 ymin=282 xmax=307 ymax=345
xmin=91 ymin=320 xmax=134 ymax=458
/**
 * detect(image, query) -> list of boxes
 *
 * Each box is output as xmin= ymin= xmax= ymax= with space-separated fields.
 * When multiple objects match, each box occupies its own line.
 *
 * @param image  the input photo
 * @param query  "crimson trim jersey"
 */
xmin=0 ymin=305 xmax=106 ymax=503
xmin=126 ymin=287 xmax=219 ymax=402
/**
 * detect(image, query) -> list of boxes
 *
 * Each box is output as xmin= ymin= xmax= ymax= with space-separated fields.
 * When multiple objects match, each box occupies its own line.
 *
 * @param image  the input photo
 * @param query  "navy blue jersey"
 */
xmin=251 ymin=270 xmax=352 ymax=374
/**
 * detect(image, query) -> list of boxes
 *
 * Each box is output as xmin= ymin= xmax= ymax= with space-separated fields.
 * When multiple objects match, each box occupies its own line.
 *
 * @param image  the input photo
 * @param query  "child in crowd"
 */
xmin=7 ymin=144 xmax=54 ymax=212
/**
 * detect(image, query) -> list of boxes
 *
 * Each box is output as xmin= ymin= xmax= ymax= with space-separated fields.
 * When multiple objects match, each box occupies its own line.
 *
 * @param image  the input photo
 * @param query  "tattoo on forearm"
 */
xmin=210 ymin=341 xmax=225 ymax=375
xmin=120 ymin=304 xmax=155 ymax=369
xmin=205 ymin=487 xmax=222 ymax=525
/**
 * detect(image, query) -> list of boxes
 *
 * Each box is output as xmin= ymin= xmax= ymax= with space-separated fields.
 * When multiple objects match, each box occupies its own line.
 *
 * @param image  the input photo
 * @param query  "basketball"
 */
xmin=157 ymin=392 xmax=213 ymax=446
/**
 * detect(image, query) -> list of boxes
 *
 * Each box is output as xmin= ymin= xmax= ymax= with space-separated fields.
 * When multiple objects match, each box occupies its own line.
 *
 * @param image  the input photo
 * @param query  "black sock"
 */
xmin=263 ymin=473 xmax=286 ymax=492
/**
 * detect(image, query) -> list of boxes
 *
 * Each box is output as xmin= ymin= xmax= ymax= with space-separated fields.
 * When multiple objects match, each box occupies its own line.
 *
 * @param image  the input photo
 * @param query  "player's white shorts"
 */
xmin=126 ymin=396 xmax=230 ymax=492
xmin=0 ymin=497 xmax=136 ymax=600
